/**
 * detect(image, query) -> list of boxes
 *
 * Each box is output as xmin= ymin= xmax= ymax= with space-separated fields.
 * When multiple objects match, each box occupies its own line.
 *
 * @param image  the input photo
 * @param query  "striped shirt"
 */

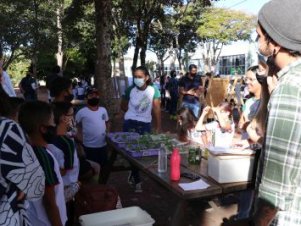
xmin=257 ymin=59 xmax=301 ymax=226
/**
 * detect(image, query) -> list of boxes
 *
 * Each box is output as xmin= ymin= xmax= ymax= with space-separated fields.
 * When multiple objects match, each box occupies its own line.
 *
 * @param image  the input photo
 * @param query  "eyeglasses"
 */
xmin=65 ymin=113 xmax=74 ymax=117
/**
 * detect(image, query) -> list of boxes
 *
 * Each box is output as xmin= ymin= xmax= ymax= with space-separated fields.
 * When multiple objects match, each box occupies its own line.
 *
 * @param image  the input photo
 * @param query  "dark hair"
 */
xmin=218 ymin=102 xmax=233 ymax=120
xmin=170 ymin=70 xmax=176 ymax=78
xmin=52 ymin=65 xmax=61 ymax=74
xmin=133 ymin=66 xmax=153 ymax=86
xmin=188 ymin=64 xmax=197 ymax=71
xmin=8 ymin=97 xmax=25 ymax=118
xmin=0 ymin=84 xmax=11 ymax=117
xmin=19 ymin=101 xmax=53 ymax=135
xmin=258 ymin=22 xmax=301 ymax=57
xmin=177 ymin=107 xmax=196 ymax=141
xmin=50 ymin=76 xmax=72 ymax=97
xmin=51 ymin=101 xmax=73 ymax=125
xmin=247 ymin=65 xmax=259 ymax=73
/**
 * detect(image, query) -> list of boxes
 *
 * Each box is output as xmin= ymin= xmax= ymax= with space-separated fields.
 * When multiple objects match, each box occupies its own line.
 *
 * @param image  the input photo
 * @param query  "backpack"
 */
xmin=74 ymin=184 xmax=118 ymax=217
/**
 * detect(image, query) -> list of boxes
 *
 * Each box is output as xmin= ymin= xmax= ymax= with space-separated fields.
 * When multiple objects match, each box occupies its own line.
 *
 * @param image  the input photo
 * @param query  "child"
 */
xmin=19 ymin=101 xmax=67 ymax=226
xmin=176 ymin=107 xmax=199 ymax=143
xmin=48 ymin=102 xmax=80 ymax=226
xmin=195 ymin=102 xmax=234 ymax=147
xmin=75 ymin=88 xmax=109 ymax=170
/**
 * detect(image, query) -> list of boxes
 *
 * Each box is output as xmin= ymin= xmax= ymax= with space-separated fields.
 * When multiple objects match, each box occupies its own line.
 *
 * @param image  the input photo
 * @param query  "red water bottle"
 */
xmin=170 ymin=148 xmax=181 ymax=181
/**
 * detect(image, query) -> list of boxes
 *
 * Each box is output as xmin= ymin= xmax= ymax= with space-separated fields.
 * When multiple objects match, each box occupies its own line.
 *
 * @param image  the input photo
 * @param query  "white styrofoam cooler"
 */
xmin=79 ymin=206 xmax=155 ymax=226
xmin=208 ymin=154 xmax=255 ymax=183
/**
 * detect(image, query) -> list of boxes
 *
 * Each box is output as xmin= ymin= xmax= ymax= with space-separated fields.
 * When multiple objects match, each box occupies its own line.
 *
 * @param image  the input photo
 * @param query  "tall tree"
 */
xmin=197 ymin=7 xmax=256 ymax=72
xmin=94 ymin=0 xmax=117 ymax=116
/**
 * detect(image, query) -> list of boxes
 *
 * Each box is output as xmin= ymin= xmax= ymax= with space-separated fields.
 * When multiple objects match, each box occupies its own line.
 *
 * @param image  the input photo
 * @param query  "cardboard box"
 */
xmin=208 ymin=153 xmax=255 ymax=183
xmin=79 ymin=206 xmax=155 ymax=226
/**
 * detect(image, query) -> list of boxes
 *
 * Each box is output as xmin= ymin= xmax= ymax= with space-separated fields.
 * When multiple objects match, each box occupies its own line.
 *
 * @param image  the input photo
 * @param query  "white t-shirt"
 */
xmin=187 ymin=128 xmax=203 ymax=144
xmin=75 ymin=106 xmax=109 ymax=148
xmin=47 ymin=137 xmax=79 ymax=186
xmin=28 ymin=149 xmax=67 ymax=226
xmin=123 ymin=85 xmax=161 ymax=123
xmin=2 ymin=71 xmax=16 ymax=97
xmin=206 ymin=121 xmax=235 ymax=148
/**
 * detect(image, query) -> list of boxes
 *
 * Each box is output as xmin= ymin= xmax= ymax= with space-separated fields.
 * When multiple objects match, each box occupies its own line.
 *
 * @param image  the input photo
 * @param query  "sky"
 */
xmin=213 ymin=0 xmax=271 ymax=15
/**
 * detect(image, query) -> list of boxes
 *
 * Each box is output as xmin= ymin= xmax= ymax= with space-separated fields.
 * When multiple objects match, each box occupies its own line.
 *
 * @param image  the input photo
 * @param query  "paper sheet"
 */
xmin=178 ymin=179 xmax=210 ymax=191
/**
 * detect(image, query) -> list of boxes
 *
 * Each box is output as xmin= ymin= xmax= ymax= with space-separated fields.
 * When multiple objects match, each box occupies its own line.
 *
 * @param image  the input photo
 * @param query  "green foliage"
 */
xmin=197 ymin=7 xmax=256 ymax=44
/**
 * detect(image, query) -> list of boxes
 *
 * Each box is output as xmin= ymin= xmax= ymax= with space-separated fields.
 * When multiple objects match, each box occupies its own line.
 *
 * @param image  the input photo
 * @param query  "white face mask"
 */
xmin=134 ymin=78 xmax=145 ymax=88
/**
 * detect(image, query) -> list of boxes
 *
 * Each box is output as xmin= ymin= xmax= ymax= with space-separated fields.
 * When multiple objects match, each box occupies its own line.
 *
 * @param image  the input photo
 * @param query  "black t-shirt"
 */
xmin=178 ymin=74 xmax=202 ymax=103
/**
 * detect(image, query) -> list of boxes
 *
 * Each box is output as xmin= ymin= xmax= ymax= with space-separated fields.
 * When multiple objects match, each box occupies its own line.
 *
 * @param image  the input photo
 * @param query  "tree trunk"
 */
xmin=119 ymin=54 xmax=125 ymax=77
xmin=140 ymin=45 xmax=146 ymax=66
xmin=177 ymin=48 xmax=183 ymax=71
xmin=94 ymin=0 xmax=117 ymax=116
xmin=132 ymin=38 xmax=140 ymax=71
xmin=56 ymin=0 xmax=64 ymax=76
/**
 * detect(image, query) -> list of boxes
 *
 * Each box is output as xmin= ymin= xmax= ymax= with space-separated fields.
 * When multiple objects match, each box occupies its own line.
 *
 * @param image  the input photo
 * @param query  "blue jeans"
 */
xmin=182 ymin=101 xmax=201 ymax=118
xmin=123 ymin=119 xmax=151 ymax=184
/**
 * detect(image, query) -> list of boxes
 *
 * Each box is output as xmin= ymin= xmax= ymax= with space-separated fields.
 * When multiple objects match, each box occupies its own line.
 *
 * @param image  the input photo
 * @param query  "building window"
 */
xmin=219 ymin=54 xmax=246 ymax=76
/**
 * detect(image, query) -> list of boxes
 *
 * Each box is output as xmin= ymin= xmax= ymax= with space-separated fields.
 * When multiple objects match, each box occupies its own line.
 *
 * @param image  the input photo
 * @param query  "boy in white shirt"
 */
xmin=75 ymin=88 xmax=109 ymax=173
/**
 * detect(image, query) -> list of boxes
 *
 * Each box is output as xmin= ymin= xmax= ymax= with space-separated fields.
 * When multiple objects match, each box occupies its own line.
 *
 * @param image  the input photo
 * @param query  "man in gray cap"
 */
xmin=223 ymin=0 xmax=301 ymax=226
xmin=253 ymin=0 xmax=301 ymax=225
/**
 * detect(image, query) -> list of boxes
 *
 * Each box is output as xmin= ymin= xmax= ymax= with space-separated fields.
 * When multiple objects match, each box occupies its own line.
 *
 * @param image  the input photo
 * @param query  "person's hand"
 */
xmin=202 ymin=106 xmax=211 ymax=115
xmin=186 ymin=88 xmax=196 ymax=96
xmin=246 ymin=123 xmax=261 ymax=144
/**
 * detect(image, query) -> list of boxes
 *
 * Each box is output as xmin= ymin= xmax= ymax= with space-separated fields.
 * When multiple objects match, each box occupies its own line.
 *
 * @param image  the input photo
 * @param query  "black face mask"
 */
xmin=64 ymin=94 xmax=74 ymax=103
xmin=87 ymin=98 xmax=99 ymax=107
xmin=256 ymin=73 xmax=267 ymax=85
xmin=41 ymin=125 xmax=57 ymax=143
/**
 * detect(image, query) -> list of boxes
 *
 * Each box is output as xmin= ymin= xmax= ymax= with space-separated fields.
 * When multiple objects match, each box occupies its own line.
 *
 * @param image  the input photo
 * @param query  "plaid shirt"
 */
xmin=257 ymin=59 xmax=301 ymax=226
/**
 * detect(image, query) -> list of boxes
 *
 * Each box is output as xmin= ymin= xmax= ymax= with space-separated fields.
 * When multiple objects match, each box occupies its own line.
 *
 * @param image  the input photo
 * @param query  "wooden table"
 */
xmin=102 ymin=137 xmax=253 ymax=226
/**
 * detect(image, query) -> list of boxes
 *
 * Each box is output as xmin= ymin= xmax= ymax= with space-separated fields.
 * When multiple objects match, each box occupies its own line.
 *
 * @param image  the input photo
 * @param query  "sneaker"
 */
xmin=134 ymin=182 xmax=143 ymax=193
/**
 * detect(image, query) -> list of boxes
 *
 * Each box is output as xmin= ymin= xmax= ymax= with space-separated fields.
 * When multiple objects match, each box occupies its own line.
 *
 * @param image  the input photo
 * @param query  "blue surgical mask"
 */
xmin=134 ymin=78 xmax=145 ymax=88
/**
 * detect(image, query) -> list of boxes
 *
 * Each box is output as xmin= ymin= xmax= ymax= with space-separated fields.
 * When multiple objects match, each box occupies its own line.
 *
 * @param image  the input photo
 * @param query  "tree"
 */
xmin=197 ymin=7 xmax=256 ymax=72
xmin=94 ymin=0 xmax=117 ymax=116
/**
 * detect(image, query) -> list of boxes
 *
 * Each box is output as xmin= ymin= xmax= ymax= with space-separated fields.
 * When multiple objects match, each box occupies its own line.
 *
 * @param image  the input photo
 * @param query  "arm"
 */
xmin=75 ymin=124 xmax=83 ymax=143
xmin=105 ymin=121 xmax=111 ymax=133
xmin=120 ymin=98 xmax=129 ymax=112
xmin=212 ymin=108 xmax=232 ymax=131
xmin=43 ymin=186 xmax=63 ymax=226
xmin=195 ymin=106 xmax=211 ymax=131
xmin=152 ymin=99 xmax=161 ymax=133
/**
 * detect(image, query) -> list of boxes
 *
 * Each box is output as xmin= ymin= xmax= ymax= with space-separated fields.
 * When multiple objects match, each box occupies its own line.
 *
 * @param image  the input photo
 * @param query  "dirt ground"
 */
xmin=25 ymin=87 xmax=239 ymax=226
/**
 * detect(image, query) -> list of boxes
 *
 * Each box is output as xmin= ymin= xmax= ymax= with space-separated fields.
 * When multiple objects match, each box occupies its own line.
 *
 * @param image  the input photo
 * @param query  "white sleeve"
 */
xmin=104 ymin=108 xmax=109 ymax=122
xmin=3 ymin=71 xmax=16 ymax=96
xmin=75 ymin=109 xmax=82 ymax=124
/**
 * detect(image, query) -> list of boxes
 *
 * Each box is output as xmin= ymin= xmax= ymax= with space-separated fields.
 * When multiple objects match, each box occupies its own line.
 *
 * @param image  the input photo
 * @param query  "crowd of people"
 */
xmin=1 ymin=0 xmax=301 ymax=225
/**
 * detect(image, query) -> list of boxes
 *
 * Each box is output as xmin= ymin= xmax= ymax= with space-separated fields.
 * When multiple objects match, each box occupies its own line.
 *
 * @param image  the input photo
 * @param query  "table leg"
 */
xmin=98 ymin=146 xmax=117 ymax=184
xmin=170 ymin=199 xmax=187 ymax=226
